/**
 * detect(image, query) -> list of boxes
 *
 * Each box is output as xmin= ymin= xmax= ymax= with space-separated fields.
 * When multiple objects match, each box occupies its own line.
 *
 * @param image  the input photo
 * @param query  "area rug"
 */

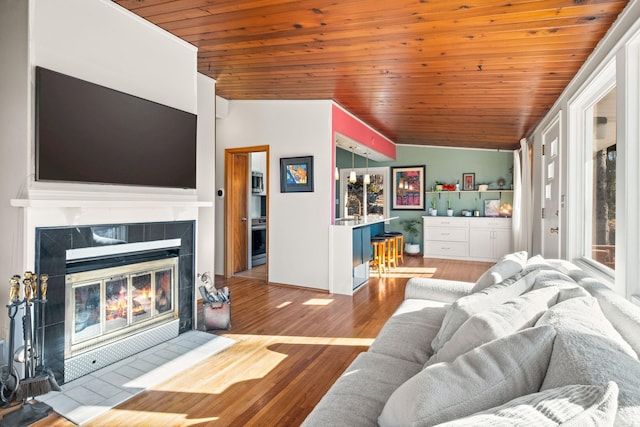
xmin=35 ymin=331 xmax=235 ymax=425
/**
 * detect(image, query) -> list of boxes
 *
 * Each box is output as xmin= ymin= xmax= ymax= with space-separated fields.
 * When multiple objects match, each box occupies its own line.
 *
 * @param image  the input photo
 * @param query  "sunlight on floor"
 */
xmin=276 ymin=301 xmax=292 ymax=308
xmin=373 ymin=265 xmax=437 ymax=279
xmin=303 ymin=298 xmax=333 ymax=306
xmin=223 ymin=334 xmax=374 ymax=347
xmin=108 ymin=409 xmax=219 ymax=425
xmin=153 ymin=334 xmax=375 ymax=395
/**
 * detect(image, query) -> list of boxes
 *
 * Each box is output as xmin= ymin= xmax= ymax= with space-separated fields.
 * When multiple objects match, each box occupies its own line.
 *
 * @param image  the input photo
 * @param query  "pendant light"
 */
xmin=349 ymin=146 xmax=357 ymax=183
xmin=363 ymin=151 xmax=371 ymax=185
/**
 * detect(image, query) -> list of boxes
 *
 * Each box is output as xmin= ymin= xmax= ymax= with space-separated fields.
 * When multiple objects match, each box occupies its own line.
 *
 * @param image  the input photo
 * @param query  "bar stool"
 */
xmin=370 ymin=236 xmax=387 ymax=277
xmin=386 ymin=231 xmax=404 ymax=265
xmin=381 ymin=233 xmax=398 ymax=270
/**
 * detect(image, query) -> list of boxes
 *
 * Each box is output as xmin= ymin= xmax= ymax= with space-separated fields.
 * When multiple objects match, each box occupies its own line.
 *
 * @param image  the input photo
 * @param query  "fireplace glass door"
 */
xmin=66 ymin=257 xmax=178 ymax=358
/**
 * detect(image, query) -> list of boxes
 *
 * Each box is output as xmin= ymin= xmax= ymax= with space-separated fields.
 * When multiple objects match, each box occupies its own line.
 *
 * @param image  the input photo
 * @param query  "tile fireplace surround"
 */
xmin=34 ymin=220 xmax=195 ymax=386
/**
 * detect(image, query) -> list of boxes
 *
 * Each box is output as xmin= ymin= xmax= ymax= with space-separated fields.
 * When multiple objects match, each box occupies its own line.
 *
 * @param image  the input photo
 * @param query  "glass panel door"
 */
xmin=155 ymin=269 xmax=173 ymax=313
xmin=105 ymin=277 xmax=129 ymax=331
xmin=73 ymin=282 xmax=101 ymax=341
xmin=131 ymin=272 xmax=152 ymax=322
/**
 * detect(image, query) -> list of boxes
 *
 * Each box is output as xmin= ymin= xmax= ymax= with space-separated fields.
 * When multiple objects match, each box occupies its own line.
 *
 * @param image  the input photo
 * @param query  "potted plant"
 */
xmin=430 ymin=193 xmax=438 ymax=216
xmin=400 ymin=218 xmax=421 ymax=255
xmin=447 ymin=192 xmax=454 ymax=216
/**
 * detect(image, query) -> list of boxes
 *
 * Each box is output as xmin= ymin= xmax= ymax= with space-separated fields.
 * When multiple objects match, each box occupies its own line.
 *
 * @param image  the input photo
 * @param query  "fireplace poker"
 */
xmin=33 ymin=274 xmax=61 ymax=392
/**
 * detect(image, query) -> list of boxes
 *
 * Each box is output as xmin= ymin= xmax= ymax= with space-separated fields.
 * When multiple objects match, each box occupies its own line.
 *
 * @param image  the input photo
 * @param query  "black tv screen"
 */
xmin=35 ymin=66 xmax=197 ymax=189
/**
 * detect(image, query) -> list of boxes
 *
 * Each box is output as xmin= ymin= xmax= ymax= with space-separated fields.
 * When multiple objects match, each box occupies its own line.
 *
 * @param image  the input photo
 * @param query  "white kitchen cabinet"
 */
xmin=423 ymin=216 xmax=512 ymax=262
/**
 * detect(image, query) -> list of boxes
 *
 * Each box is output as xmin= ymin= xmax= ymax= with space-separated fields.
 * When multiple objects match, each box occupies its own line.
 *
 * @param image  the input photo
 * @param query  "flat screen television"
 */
xmin=35 ymin=66 xmax=197 ymax=189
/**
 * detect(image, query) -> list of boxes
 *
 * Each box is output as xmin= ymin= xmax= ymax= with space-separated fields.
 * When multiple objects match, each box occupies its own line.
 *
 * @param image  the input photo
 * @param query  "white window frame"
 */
xmin=567 ymin=59 xmax=617 ymax=285
xmin=566 ymin=27 xmax=640 ymax=299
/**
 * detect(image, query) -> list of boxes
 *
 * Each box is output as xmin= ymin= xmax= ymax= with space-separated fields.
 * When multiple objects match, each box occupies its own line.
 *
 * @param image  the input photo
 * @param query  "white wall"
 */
xmin=196 ymin=73 xmax=217 ymax=277
xmin=216 ymin=100 xmax=334 ymax=290
xmin=32 ymin=0 xmax=196 ymax=114
xmin=0 ymin=0 xmax=30 ymax=341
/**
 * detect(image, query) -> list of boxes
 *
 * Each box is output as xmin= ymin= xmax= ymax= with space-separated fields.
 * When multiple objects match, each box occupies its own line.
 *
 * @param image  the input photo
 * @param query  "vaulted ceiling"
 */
xmin=114 ymin=0 xmax=629 ymax=150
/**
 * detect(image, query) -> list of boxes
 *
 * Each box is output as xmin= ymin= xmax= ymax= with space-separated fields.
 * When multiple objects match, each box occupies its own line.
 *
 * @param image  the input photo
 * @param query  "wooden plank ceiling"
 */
xmin=113 ymin=0 xmax=628 ymax=150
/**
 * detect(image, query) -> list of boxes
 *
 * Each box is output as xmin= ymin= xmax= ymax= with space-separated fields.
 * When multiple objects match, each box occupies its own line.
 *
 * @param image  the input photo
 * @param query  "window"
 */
xmin=589 ymin=88 xmax=617 ymax=270
xmin=564 ymin=25 xmax=640 ymax=299
xmin=339 ymin=167 xmax=389 ymax=219
xmin=567 ymin=59 xmax=616 ymax=276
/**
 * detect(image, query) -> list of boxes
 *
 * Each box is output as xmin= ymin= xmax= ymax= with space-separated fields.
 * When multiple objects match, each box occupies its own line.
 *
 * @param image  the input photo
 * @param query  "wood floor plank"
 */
xmin=1 ymin=256 xmax=491 ymax=426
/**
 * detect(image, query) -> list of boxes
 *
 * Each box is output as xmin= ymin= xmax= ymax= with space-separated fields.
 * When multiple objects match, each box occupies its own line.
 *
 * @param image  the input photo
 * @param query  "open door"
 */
xmin=541 ymin=112 xmax=562 ymax=259
xmin=224 ymin=146 xmax=269 ymax=281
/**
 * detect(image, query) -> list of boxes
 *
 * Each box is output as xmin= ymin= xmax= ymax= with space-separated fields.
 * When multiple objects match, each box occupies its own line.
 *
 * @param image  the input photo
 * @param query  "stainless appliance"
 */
xmin=251 ymin=217 xmax=266 ymax=266
xmin=251 ymin=171 xmax=264 ymax=194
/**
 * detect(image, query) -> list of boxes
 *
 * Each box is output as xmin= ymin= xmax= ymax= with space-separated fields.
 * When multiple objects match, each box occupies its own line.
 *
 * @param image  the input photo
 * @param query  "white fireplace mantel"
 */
xmin=11 ymin=196 xmax=211 ymax=271
xmin=10 ymin=199 xmax=213 ymax=208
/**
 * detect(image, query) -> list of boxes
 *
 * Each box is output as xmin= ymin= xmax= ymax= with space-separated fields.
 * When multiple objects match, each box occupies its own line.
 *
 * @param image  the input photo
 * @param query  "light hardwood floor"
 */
xmin=3 ymin=256 xmax=491 ymax=426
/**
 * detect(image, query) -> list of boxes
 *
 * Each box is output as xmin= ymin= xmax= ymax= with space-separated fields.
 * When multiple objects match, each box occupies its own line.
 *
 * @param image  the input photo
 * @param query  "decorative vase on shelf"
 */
xmin=430 ymin=208 xmax=438 ymax=216
xmin=447 ymin=209 xmax=454 ymax=217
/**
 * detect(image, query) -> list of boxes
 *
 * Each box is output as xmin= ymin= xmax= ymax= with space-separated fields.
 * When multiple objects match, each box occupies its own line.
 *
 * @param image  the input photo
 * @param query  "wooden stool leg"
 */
xmin=385 ymin=236 xmax=397 ymax=269
xmin=370 ymin=240 xmax=385 ymax=277
xmin=396 ymin=235 xmax=404 ymax=265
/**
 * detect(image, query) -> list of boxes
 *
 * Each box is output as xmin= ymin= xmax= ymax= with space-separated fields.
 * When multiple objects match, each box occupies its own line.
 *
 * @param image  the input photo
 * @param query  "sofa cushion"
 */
xmin=537 ymin=296 xmax=640 ymax=426
xmin=426 ymin=286 xmax=559 ymax=366
xmin=404 ymin=277 xmax=475 ymax=303
xmin=472 ymin=250 xmax=528 ymax=292
xmin=369 ymin=301 xmax=447 ymax=364
xmin=434 ymin=382 xmax=619 ymax=427
xmin=530 ymin=269 xmax=589 ymax=302
xmin=301 ymin=352 xmax=422 ymax=427
xmin=579 ymin=277 xmax=640 ymax=356
xmin=431 ymin=269 xmax=538 ymax=353
xmin=378 ymin=325 xmax=556 ymax=427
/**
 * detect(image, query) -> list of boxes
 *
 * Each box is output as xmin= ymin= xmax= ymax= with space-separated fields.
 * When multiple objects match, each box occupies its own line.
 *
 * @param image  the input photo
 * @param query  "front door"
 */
xmin=541 ymin=112 xmax=562 ymax=258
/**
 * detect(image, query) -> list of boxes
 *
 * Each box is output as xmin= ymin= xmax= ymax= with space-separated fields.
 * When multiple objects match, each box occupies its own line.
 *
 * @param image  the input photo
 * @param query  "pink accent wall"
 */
xmin=331 ymin=104 xmax=396 ymax=159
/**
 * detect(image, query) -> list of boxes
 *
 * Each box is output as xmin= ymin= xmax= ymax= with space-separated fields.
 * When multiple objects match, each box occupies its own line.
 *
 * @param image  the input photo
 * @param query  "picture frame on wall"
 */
xmin=484 ymin=199 xmax=500 ymax=217
xmin=391 ymin=165 xmax=425 ymax=210
xmin=280 ymin=156 xmax=314 ymax=193
xmin=462 ymin=173 xmax=475 ymax=191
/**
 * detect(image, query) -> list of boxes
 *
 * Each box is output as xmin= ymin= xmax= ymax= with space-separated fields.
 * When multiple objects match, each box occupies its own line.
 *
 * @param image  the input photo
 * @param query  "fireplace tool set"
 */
xmin=0 ymin=272 xmax=60 ymax=427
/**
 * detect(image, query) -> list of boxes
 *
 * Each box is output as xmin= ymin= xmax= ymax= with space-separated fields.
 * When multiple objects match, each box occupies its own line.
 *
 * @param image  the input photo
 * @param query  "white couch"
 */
xmin=302 ymin=253 xmax=640 ymax=426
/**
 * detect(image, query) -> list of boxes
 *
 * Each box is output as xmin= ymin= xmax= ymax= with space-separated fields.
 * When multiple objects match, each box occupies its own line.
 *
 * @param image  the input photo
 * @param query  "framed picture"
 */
xmin=484 ymin=199 xmax=500 ymax=217
xmin=391 ymin=165 xmax=425 ymax=210
xmin=280 ymin=156 xmax=314 ymax=193
xmin=462 ymin=173 xmax=475 ymax=191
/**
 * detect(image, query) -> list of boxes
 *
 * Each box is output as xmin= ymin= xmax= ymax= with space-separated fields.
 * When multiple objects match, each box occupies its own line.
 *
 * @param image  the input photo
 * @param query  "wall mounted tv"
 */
xmin=35 ymin=66 xmax=197 ymax=189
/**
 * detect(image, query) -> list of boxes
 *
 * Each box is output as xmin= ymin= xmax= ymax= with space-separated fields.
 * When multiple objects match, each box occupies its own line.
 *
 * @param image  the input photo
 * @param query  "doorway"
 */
xmin=224 ymin=145 xmax=269 ymax=282
xmin=541 ymin=112 xmax=562 ymax=259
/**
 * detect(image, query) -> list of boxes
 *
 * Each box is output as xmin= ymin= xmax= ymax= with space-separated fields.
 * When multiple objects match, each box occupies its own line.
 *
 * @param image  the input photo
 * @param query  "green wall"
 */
xmin=336 ymin=145 xmax=514 ymax=247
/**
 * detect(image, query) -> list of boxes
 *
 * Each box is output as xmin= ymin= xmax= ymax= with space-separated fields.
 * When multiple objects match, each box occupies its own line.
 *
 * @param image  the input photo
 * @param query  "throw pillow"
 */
xmin=431 ymin=269 xmax=538 ymax=353
xmin=472 ymin=250 xmax=528 ymax=292
xmin=537 ymin=296 xmax=640 ymax=426
xmin=434 ymin=382 xmax=619 ymax=427
xmin=426 ymin=286 xmax=559 ymax=366
xmin=378 ymin=325 xmax=556 ymax=427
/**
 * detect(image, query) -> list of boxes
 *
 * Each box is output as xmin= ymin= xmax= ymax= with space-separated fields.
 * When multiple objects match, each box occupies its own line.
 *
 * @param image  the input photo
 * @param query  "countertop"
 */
xmin=332 ymin=216 xmax=399 ymax=228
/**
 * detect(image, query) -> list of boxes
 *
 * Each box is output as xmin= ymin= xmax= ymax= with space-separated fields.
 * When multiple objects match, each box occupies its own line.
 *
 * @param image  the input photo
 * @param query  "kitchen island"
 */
xmin=329 ymin=216 xmax=398 ymax=295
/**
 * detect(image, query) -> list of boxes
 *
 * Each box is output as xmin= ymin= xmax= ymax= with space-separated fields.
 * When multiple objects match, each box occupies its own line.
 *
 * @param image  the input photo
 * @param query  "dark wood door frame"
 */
xmin=224 ymin=145 xmax=270 ymax=279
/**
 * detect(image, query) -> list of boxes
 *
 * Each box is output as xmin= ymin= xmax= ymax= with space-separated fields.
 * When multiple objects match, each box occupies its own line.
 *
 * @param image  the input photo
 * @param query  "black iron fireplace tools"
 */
xmin=0 ymin=272 xmax=60 ymax=427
